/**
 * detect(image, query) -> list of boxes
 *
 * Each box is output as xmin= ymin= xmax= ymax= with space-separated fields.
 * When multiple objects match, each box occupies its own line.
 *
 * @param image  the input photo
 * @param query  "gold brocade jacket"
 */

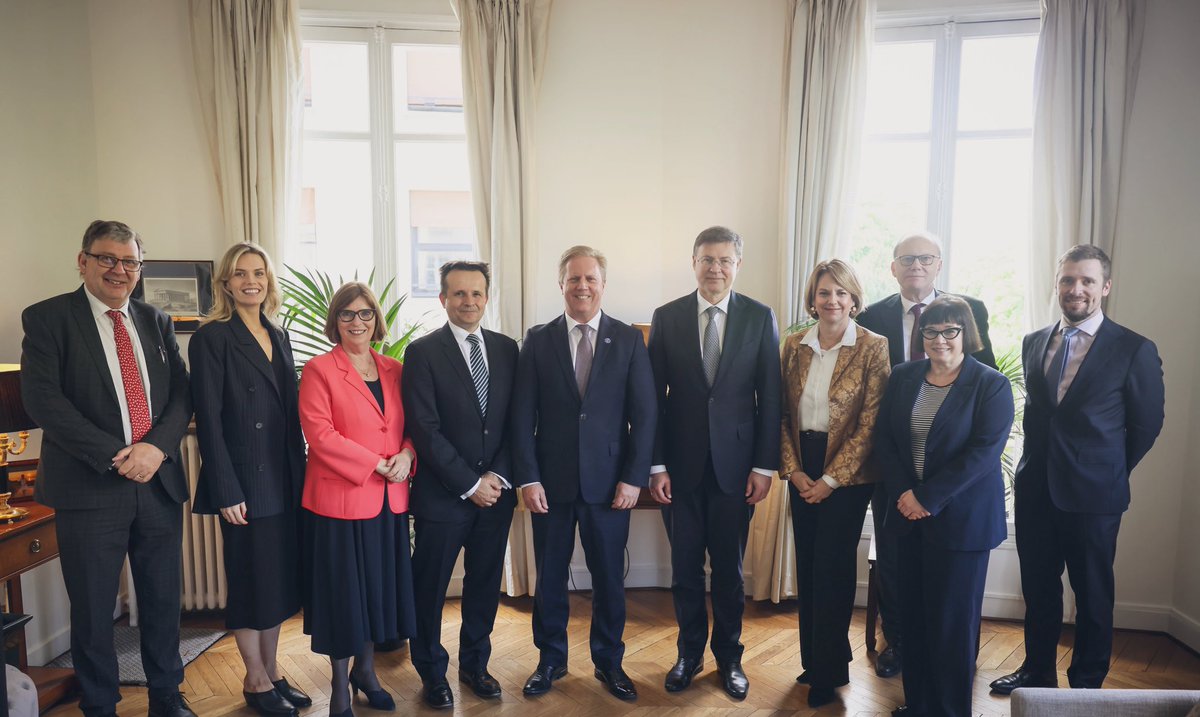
xmin=779 ymin=324 xmax=890 ymax=486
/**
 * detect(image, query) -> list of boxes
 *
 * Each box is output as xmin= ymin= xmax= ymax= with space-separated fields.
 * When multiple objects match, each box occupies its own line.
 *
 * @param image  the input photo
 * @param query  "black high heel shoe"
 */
xmin=348 ymin=671 xmax=395 ymax=711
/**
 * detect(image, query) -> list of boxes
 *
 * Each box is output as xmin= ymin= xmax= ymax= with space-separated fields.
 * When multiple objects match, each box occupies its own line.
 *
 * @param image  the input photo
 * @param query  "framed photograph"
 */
xmin=133 ymin=260 xmax=214 ymax=334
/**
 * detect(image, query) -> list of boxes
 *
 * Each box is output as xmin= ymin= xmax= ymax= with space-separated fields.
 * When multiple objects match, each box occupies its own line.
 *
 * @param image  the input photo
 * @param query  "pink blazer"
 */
xmin=299 ymin=345 xmax=414 ymax=519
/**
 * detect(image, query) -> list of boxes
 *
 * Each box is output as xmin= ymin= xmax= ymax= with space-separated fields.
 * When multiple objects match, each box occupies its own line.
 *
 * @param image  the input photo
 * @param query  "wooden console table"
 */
xmin=0 ymin=498 xmax=76 ymax=711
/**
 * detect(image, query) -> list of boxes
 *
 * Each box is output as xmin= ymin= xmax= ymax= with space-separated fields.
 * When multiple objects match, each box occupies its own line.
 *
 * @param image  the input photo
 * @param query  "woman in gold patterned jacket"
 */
xmin=780 ymin=259 xmax=891 ymax=708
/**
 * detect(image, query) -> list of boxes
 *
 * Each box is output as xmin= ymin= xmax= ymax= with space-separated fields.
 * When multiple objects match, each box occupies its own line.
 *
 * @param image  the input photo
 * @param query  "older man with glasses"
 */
xmin=855 ymin=231 xmax=996 ymax=680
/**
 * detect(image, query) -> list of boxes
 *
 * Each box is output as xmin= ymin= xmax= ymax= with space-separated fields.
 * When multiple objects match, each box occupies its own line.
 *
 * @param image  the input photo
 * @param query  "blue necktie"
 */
xmin=1050 ymin=326 xmax=1081 ymax=405
xmin=466 ymin=333 xmax=488 ymax=417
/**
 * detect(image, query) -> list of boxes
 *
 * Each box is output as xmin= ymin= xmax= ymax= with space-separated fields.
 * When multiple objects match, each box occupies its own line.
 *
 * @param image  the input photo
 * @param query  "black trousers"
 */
xmin=871 ymin=482 xmax=903 ymax=648
xmin=410 ymin=501 xmax=515 ymax=681
xmin=790 ymin=432 xmax=873 ymax=688
xmin=898 ymin=526 xmax=990 ymax=717
xmin=662 ymin=458 xmax=753 ymax=664
xmin=55 ymin=481 xmax=183 ymax=715
xmin=1015 ymin=473 xmax=1122 ymax=687
xmin=530 ymin=499 xmax=630 ymax=670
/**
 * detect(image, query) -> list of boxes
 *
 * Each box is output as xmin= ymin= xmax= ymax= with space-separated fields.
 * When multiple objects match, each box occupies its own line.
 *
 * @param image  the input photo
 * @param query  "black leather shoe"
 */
xmin=523 ymin=664 xmax=567 ymax=695
xmin=717 ymin=662 xmax=749 ymax=700
xmin=422 ymin=679 xmax=454 ymax=709
xmin=148 ymin=692 xmax=198 ymax=717
xmin=892 ymin=706 xmax=925 ymax=717
xmin=272 ymin=679 xmax=312 ymax=708
xmin=244 ymin=689 xmax=298 ymax=717
xmin=795 ymin=671 xmax=810 ymax=684
xmin=807 ymin=685 xmax=837 ymax=708
xmin=876 ymin=644 xmax=902 ymax=678
xmin=458 ymin=669 xmax=502 ymax=698
xmin=664 ymin=656 xmax=703 ymax=692
xmin=989 ymin=667 xmax=1058 ymax=695
xmin=594 ymin=666 xmax=637 ymax=701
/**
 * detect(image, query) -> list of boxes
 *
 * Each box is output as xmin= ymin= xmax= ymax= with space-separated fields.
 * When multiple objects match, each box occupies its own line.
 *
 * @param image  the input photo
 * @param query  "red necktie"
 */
xmin=909 ymin=303 xmax=926 ymax=361
xmin=107 ymin=310 xmax=151 ymax=442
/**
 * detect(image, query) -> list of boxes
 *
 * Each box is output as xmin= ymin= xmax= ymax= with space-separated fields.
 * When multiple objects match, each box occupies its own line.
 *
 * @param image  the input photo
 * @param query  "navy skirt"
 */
xmin=221 ymin=509 xmax=302 ymax=630
xmin=303 ymin=497 xmax=416 ymax=659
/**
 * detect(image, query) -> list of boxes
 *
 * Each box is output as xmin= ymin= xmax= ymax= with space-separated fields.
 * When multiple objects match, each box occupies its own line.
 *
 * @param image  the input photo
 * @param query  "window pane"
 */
xmin=393 ymin=45 xmax=465 ymax=135
xmin=957 ymin=35 xmax=1039 ymax=131
xmin=864 ymin=41 xmax=935 ymax=135
xmin=303 ymin=42 xmax=370 ymax=133
xmin=848 ymin=139 xmax=930 ymax=306
xmin=948 ymin=137 xmax=1032 ymax=353
xmin=288 ymin=139 xmax=373 ymax=281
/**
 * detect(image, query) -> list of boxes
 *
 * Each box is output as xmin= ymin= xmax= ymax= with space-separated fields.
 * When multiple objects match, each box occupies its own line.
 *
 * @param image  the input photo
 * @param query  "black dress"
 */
xmin=303 ymin=380 xmax=417 ymax=659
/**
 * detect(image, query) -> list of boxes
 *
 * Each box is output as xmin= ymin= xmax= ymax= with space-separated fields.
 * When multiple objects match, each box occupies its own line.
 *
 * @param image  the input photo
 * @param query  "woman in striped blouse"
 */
xmin=874 ymin=295 xmax=1014 ymax=717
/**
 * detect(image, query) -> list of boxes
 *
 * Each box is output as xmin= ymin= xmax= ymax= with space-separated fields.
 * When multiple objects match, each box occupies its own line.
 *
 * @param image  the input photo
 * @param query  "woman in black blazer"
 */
xmin=190 ymin=244 xmax=310 ymax=717
xmin=874 ymin=296 xmax=1014 ymax=717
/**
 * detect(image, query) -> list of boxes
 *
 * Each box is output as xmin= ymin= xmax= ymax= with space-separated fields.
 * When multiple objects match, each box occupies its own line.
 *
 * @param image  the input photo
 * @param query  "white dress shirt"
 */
xmin=1042 ymin=311 xmax=1104 ymax=404
xmin=900 ymin=289 xmax=937 ymax=362
xmin=798 ymin=320 xmax=858 ymax=489
xmin=84 ymin=287 xmax=153 ymax=446
xmin=446 ymin=321 xmax=510 ymax=499
xmin=650 ymin=292 xmax=772 ymax=479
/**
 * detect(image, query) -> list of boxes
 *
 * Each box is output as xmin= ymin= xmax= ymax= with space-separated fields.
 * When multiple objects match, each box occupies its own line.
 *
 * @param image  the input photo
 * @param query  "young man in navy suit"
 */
xmin=855 ymin=231 xmax=995 ymax=678
xmin=990 ymin=245 xmax=1164 ymax=695
xmin=21 ymin=221 xmax=194 ymax=717
xmin=402 ymin=261 xmax=518 ymax=709
xmin=511 ymin=246 xmax=656 ymax=701
xmin=646 ymin=226 xmax=781 ymax=699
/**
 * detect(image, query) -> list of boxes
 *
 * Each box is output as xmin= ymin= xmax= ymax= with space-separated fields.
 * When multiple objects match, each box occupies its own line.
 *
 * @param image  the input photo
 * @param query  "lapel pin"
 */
xmin=604 ymin=337 xmax=611 ymax=344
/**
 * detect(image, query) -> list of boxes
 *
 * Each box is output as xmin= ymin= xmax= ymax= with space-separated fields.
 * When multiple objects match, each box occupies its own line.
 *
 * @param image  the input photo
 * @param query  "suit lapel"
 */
xmin=585 ymin=313 xmax=615 ymax=401
xmin=1028 ymin=324 xmax=1056 ymax=407
xmin=925 ymin=357 xmax=976 ymax=449
xmin=70 ymin=288 xmax=121 ymax=409
xmin=895 ymin=369 xmax=923 ymax=473
xmin=334 ymin=345 xmax=384 ymax=419
xmin=1057 ymin=319 xmax=1112 ymax=413
xmin=880 ymin=295 xmax=906 ymax=366
xmin=549 ymin=316 xmax=580 ymax=403
xmin=438 ymin=324 xmax=483 ymax=420
xmin=230 ymin=312 xmax=281 ymax=402
xmin=828 ymin=326 xmax=861 ymax=389
xmin=713 ymin=293 xmax=748 ymax=388
xmin=677 ymin=295 xmax=708 ymax=386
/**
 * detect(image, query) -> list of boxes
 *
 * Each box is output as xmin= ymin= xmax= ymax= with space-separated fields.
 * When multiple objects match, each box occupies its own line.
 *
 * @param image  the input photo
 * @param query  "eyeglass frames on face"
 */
xmin=696 ymin=256 xmax=737 ymax=269
xmin=83 ymin=252 xmax=143 ymax=272
xmin=896 ymin=254 xmax=939 ymax=267
xmin=920 ymin=326 xmax=963 ymax=340
xmin=337 ymin=309 xmax=376 ymax=322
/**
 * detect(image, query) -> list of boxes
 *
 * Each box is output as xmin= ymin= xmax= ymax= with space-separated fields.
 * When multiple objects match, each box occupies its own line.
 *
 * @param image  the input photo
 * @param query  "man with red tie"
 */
xmin=21 ymin=221 xmax=194 ymax=717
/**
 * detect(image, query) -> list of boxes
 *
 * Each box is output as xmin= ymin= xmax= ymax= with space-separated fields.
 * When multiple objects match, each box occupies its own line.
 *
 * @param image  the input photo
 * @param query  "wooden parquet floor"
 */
xmin=44 ymin=588 xmax=1200 ymax=716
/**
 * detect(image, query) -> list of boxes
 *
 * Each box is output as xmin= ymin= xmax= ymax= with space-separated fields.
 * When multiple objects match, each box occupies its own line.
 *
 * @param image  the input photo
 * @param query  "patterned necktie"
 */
xmin=909 ymin=303 xmax=927 ymax=361
xmin=466 ymin=333 xmax=488 ymax=417
xmin=575 ymin=324 xmax=593 ymax=397
xmin=702 ymin=305 xmax=722 ymax=386
xmin=107 ymin=310 xmax=151 ymax=442
xmin=1049 ymin=326 xmax=1081 ymax=405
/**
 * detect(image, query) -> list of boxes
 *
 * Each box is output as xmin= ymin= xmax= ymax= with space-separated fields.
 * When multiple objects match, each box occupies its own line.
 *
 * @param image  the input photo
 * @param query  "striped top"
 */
xmin=910 ymin=380 xmax=954 ymax=480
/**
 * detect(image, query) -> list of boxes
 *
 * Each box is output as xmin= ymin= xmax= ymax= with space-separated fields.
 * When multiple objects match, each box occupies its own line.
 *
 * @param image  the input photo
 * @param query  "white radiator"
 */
xmin=180 ymin=433 xmax=226 ymax=610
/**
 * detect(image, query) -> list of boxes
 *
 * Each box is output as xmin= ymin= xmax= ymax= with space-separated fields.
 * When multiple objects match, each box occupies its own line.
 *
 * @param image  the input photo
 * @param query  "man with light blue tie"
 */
xmin=990 ymin=245 xmax=1164 ymax=695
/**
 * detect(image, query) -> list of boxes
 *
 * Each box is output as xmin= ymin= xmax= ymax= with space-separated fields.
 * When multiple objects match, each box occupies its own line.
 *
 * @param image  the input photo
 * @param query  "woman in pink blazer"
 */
xmin=299 ymin=282 xmax=417 ymax=717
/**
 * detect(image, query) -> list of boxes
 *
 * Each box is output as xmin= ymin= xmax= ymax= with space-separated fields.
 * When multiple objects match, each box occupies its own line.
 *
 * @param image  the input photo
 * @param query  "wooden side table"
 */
xmin=0 ymin=501 xmax=76 ymax=711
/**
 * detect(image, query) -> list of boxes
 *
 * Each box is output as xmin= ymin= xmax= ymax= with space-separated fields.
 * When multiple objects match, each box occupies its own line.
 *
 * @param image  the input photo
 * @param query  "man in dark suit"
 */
xmin=646 ymin=226 xmax=780 ymax=699
xmin=20 ymin=220 xmax=194 ymax=717
xmin=511 ymin=246 xmax=656 ymax=701
xmin=402 ymin=261 xmax=518 ymax=710
xmin=855 ymin=231 xmax=995 ymax=678
xmin=990 ymin=245 xmax=1164 ymax=694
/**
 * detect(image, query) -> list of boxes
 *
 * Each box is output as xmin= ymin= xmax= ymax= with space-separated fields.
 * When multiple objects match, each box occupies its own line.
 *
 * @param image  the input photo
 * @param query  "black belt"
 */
xmin=799 ymin=430 xmax=828 ymax=440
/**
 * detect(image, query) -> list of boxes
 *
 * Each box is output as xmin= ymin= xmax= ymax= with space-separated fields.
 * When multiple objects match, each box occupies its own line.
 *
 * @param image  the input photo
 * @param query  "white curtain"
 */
xmin=750 ymin=0 xmax=871 ymax=602
xmin=189 ymin=0 xmax=302 ymax=257
xmin=1030 ymin=0 xmax=1144 ymax=325
xmin=451 ymin=0 xmax=553 ymax=338
xmin=452 ymin=0 xmax=553 ymax=596
xmin=778 ymin=0 xmax=872 ymax=327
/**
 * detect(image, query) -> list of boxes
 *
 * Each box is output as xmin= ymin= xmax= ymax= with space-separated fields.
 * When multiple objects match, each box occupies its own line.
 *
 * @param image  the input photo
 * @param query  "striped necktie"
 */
xmin=466 ymin=333 xmax=488 ymax=417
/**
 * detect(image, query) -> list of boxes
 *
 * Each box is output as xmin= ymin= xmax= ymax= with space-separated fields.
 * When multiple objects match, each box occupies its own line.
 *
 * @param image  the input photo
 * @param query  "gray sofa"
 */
xmin=1011 ymin=688 xmax=1200 ymax=717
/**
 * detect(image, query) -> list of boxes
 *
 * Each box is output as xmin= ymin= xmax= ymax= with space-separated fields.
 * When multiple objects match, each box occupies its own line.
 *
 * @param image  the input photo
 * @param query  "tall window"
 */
xmin=848 ymin=18 xmax=1039 ymax=354
xmin=289 ymin=25 xmax=475 ymax=330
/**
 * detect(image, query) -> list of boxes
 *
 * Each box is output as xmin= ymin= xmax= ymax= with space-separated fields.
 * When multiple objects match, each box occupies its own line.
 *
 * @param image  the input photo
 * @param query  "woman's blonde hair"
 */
xmin=803 ymin=259 xmax=865 ymax=319
xmin=203 ymin=243 xmax=282 ymax=325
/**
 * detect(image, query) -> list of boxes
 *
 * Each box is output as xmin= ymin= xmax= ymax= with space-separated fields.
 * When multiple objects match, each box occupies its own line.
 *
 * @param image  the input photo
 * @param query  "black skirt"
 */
xmin=221 ymin=509 xmax=302 ymax=630
xmin=303 ymin=499 xmax=416 ymax=659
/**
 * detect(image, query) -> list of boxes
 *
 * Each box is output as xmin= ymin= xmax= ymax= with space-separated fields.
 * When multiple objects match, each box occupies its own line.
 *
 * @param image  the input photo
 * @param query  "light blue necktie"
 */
xmin=1050 ymin=326 xmax=1081 ymax=405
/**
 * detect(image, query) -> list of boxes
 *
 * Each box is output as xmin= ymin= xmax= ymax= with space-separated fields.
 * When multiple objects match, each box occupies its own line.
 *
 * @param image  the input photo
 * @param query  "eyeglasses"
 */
xmin=337 ymin=309 xmax=376 ymax=322
xmin=896 ymin=254 xmax=940 ymax=267
xmin=83 ymin=252 xmax=143 ymax=272
xmin=696 ymin=256 xmax=738 ymax=269
xmin=920 ymin=326 xmax=963 ymax=340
